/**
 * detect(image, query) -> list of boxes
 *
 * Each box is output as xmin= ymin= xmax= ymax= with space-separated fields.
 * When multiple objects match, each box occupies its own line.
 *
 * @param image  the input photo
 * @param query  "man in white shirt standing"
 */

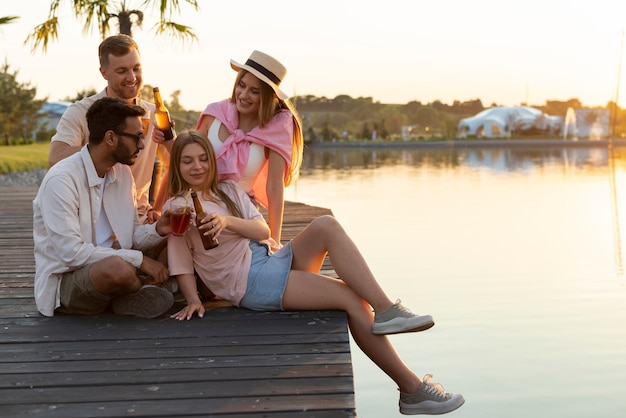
xmin=33 ymin=97 xmax=175 ymax=318
xmin=49 ymin=34 xmax=172 ymax=224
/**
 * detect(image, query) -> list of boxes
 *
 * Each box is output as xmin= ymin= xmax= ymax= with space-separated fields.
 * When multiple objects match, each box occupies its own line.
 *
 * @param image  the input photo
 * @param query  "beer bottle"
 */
xmin=153 ymin=87 xmax=175 ymax=140
xmin=190 ymin=191 xmax=219 ymax=250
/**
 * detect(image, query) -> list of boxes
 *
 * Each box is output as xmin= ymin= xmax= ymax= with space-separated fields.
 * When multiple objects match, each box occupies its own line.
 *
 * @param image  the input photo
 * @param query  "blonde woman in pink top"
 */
xmin=196 ymin=50 xmax=304 ymax=250
xmin=164 ymin=130 xmax=465 ymax=416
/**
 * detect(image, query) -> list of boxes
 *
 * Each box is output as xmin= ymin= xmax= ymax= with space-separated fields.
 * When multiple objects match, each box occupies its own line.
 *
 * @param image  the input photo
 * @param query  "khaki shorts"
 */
xmin=56 ymin=264 xmax=111 ymax=315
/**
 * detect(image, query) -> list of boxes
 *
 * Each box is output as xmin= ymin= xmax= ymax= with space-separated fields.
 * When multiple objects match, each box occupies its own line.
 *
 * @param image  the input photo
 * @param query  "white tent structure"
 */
xmin=457 ymin=106 xmax=562 ymax=139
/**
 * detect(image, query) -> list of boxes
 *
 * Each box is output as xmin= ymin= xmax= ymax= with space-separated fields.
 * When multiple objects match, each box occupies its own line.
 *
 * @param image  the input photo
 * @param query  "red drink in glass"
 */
xmin=171 ymin=206 xmax=192 ymax=236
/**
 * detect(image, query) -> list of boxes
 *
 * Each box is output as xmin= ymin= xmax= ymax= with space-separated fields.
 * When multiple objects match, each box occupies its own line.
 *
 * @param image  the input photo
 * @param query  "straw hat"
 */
xmin=231 ymin=50 xmax=288 ymax=100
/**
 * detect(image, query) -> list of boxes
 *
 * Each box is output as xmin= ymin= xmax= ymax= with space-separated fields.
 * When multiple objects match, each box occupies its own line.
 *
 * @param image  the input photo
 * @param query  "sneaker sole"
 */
xmin=400 ymin=395 xmax=465 ymax=415
xmin=112 ymin=286 xmax=174 ymax=319
xmin=372 ymin=315 xmax=435 ymax=335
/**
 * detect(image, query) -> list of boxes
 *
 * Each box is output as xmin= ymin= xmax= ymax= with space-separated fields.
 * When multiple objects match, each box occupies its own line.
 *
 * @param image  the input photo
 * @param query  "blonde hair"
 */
xmin=167 ymin=130 xmax=242 ymax=218
xmin=231 ymin=70 xmax=303 ymax=186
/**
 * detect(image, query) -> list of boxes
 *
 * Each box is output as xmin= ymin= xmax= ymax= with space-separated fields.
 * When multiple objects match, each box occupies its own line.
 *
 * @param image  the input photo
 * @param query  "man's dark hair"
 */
xmin=86 ymin=97 xmax=145 ymax=145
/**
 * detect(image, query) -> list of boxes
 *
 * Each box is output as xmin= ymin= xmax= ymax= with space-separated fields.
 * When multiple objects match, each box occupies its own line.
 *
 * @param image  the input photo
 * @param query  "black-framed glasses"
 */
xmin=114 ymin=130 xmax=144 ymax=145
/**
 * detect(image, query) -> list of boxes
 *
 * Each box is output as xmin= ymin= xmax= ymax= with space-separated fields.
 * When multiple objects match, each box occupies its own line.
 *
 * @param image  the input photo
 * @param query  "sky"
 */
xmin=2 ymin=0 xmax=626 ymax=111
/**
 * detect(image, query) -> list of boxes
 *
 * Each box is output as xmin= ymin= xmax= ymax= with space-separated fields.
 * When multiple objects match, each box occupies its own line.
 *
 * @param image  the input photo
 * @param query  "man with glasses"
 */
xmin=33 ymin=97 xmax=175 ymax=319
xmin=49 ymin=34 xmax=172 ymax=224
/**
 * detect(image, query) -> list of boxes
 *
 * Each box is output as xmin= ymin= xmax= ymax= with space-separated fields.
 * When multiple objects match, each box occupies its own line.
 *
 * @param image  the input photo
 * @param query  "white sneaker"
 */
xmin=399 ymin=374 xmax=465 ymax=415
xmin=372 ymin=299 xmax=434 ymax=335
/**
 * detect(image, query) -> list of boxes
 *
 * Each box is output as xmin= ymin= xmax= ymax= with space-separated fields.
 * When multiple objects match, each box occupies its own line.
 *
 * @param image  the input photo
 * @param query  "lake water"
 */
xmin=284 ymin=144 xmax=626 ymax=418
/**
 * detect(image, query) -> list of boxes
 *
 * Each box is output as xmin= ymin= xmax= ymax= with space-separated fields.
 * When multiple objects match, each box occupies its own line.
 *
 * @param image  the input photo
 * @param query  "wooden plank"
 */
xmin=0 ymin=376 xmax=355 ymax=402
xmin=0 ymin=309 xmax=349 ymax=340
xmin=1 ymin=363 xmax=354 ymax=388
xmin=2 ymin=394 xmax=356 ymax=417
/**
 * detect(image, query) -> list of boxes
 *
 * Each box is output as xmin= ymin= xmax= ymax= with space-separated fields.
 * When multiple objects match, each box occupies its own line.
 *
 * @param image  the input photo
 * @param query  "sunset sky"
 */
xmin=2 ymin=0 xmax=626 ymax=111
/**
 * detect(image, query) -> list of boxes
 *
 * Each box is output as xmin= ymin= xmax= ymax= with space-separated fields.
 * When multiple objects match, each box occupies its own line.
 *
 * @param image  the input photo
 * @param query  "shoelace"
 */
xmin=421 ymin=374 xmax=448 ymax=400
xmin=394 ymin=299 xmax=415 ymax=316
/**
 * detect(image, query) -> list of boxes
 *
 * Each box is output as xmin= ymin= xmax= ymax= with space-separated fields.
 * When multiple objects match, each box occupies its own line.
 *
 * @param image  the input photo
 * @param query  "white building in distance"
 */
xmin=457 ymin=106 xmax=563 ymax=139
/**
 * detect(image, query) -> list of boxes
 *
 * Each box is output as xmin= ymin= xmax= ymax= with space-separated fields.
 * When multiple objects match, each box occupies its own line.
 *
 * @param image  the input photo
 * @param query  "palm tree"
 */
xmin=25 ymin=0 xmax=199 ymax=53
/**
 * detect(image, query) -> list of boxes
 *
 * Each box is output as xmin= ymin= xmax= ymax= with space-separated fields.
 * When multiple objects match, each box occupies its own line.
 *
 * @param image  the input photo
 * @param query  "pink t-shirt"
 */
xmin=165 ymin=181 xmax=265 ymax=306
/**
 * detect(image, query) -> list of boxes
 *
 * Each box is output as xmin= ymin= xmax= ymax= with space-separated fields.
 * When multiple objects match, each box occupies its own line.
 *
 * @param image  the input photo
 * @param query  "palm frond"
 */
xmin=0 ymin=16 xmax=20 ymax=25
xmin=153 ymin=20 xmax=198 ymax=45
xmin=49 ymin=0 xmax=62 ymax=16
xmin=76 ymin=0 xmax=112 ymax=39
xmin=24 ymin=18 xmax=60 ymax=53
xmin=142 ymin=0 xmax=199 ymax=20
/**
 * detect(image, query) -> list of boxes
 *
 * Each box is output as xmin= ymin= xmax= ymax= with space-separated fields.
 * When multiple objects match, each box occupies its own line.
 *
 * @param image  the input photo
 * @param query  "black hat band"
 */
xmin=245 ymin=59 xmax=281 ymax=85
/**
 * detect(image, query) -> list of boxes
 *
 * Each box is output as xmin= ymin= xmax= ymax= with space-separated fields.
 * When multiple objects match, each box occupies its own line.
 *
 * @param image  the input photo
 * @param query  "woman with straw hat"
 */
xmin=196 ymin=50 xmax=304 ymax=251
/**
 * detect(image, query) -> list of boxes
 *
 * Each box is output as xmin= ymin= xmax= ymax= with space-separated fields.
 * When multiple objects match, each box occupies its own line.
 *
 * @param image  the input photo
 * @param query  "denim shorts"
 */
xmin=239 ymin=241 xmax=293 ymax=311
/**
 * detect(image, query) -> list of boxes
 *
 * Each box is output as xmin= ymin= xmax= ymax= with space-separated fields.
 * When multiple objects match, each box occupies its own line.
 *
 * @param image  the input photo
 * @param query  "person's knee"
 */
xmin=313 ymin=215 xmax=342 ymax=233
xmin=95 ymin=256 xmax=136 ymax=287
xmin=343 ymin=293 xmax=373 ymax=321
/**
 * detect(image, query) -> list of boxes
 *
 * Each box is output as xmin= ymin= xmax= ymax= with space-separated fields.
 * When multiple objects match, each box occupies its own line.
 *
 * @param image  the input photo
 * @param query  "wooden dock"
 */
xmin=0 ymin=186 xmax=355 ymax=417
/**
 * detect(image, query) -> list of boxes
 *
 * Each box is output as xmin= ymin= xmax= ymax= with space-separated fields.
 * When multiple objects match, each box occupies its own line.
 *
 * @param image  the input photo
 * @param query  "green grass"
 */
xmin=0 ymin=143 xmax=50 ymax=174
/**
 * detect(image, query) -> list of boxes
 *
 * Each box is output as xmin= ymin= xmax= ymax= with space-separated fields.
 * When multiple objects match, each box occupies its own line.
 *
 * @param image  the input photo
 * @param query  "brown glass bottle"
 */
xmin=190 ymin=191 xmax=219 ymax=250
xmin=152 ymin=87 xmax=175 ymax=140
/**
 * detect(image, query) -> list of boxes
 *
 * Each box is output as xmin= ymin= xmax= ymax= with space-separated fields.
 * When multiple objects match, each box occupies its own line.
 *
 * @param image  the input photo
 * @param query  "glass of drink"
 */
xmin=170 ymin=200 xmax=192 ymax=236
xmin=141 ymin=110 xmax=151 ymax=138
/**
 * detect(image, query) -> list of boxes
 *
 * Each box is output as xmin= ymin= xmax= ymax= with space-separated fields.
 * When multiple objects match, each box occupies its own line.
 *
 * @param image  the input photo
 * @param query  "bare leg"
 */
xmin=88 ymin=256 xmax=143 ymax=295
xmin=282 ymin=270 xmax=422 ymax=394
xmin=83 ymin=256 xmax=173 ymax=319
xmin=284 ymin=216 xmax=462 ymax=409
xmin=290 ymin=215 xmax=394 ymax=313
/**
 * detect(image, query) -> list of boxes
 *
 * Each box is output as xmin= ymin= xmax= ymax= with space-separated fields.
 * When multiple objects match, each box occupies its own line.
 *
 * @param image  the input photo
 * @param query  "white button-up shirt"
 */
xmin=33 ymin=146 xmax=165 ymax=317
xmin=51 ymin=89 xmax=158 ymax=222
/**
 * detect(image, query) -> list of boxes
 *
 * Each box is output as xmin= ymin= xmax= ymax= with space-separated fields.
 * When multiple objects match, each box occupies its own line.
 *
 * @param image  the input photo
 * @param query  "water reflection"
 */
xmin=300 ymin=145 xmax=626 ymax=280
xmin=608 ymin=146 xmax=624 ymax=275
xmin=301 ymin=145 xmax=626 ymax=173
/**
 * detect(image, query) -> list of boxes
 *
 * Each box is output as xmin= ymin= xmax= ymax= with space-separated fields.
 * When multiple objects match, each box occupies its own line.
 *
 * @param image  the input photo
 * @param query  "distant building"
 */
xmin=457 ymin=106 xmax=562 ymax=139
xmin=37 ymin=101 xmax=71 ymax=132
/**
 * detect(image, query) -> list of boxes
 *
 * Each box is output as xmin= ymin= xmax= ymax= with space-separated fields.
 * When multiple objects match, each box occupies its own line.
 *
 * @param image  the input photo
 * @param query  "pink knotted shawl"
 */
xmin=196 ymin=100 xmax=293 ymax=209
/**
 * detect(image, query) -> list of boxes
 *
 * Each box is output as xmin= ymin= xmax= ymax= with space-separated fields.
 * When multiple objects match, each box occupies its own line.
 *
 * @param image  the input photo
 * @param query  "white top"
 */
xmin=207 ymin=119 xmax=265 ymax=193
xmin=95 ymin=176 xmax=114 ymax=247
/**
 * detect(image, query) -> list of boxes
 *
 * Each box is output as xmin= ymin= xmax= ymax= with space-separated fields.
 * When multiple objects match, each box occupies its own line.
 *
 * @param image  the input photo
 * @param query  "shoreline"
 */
xmin=0 ymin=168 xmax=47 ymax=187
xmin=3 ymin=138 xmax=626 ymax=187
xmin=305 ymin=138 xmax=626 ymax=149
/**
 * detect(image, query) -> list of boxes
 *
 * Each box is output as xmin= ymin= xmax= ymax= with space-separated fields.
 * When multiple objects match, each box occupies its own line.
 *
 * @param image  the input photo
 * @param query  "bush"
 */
xmin=0 ymin=142 xmax=50 ymax=174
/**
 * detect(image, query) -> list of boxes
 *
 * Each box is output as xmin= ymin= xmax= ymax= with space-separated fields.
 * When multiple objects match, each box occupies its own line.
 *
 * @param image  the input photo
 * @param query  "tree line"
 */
xmin=292 ymin=95 xmax=625 ymax=143
xmin=2 ymin=59 xmax=625 ymax=146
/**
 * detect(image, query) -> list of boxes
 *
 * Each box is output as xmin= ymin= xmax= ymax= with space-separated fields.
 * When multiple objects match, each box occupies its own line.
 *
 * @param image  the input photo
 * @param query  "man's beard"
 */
xmin=113 ymin=142 xmax=138 ymax=166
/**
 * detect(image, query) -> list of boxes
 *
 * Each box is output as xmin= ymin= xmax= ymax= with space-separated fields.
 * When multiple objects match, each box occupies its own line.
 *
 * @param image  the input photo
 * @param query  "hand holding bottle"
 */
xmin=197 ymin=212 xmax=223 ymax=239
xmin=153 ymin=87 xmax=175 ymax=141
xmin=190 ymin=191 xmax=219 ymax=250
